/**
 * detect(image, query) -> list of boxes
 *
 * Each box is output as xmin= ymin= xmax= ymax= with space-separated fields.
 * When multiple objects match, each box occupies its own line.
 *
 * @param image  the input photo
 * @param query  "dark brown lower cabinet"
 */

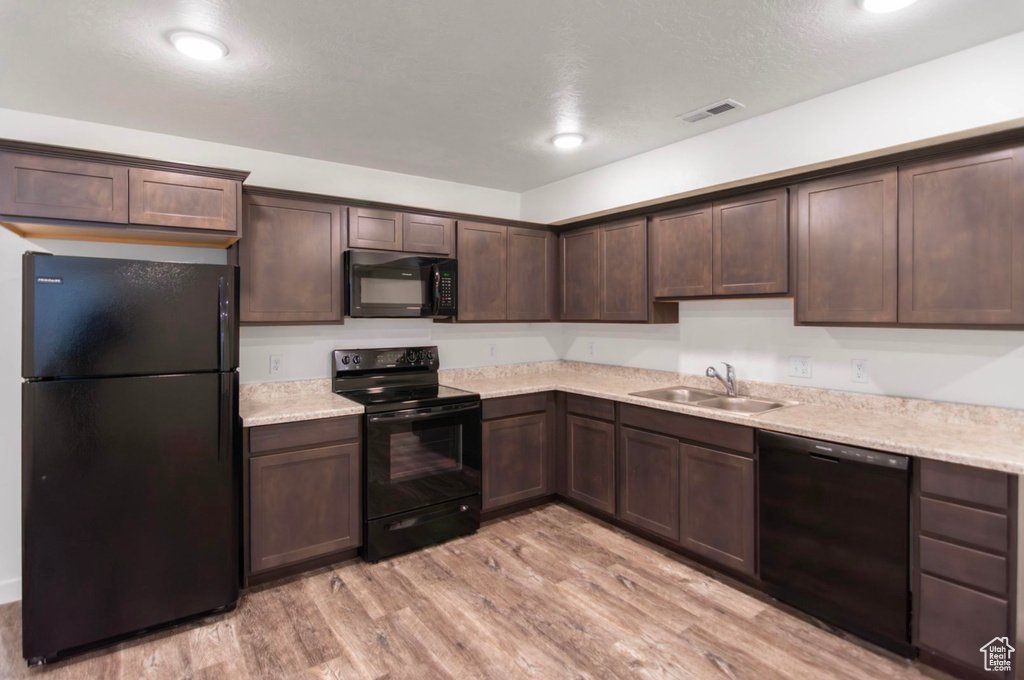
xmin=679 ymin=444 xmax=756 ymax=576
xmin=482 ymin=408 xmax=550 ymax=510
xmin=245 ymin=416 xmax=361 ymax=581
xmin=566 ymin=414 xmax=616 ymax=515
xmin=617 ymin=427 xmax=680 ymax=540
xmin=914 ymin=459 xmax=1017 ymax=679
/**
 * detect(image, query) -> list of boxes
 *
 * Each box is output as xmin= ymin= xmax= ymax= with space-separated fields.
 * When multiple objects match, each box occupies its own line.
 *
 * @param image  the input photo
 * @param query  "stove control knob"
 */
xmin=341 ymin=355 xmax=350 ymax=365
xmin=418 ymin=350 xmax=427 ymax=361
xmin=352 ymin=355 xmax=361 ymax=365
xmin=427 ymin=350 xmax=434 ymax=361
xmin=407 ymin=350 xmax=418 ymax=363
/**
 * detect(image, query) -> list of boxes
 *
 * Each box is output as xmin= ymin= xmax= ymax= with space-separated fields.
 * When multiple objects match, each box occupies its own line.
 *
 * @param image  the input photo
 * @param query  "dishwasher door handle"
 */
xmin=809 ymin=452 xmax=840 ymax=464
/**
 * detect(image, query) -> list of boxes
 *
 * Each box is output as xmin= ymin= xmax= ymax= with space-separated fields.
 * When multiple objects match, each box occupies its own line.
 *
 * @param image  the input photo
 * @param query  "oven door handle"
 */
xmin=368 ymin=402 xmax=480 ymax=423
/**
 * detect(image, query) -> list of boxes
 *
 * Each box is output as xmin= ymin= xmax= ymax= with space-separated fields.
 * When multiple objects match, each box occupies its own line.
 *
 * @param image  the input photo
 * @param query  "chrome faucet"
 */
xmin=706 ymin=362 xmax=736 ymax=397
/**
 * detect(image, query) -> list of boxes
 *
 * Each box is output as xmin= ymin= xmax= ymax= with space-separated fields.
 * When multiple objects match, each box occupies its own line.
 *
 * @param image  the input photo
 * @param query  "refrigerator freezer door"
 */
xmin=23 ymin=254 xmax=238 ymax=379
xmin=22 ymin=372 xmax=239 ymax=661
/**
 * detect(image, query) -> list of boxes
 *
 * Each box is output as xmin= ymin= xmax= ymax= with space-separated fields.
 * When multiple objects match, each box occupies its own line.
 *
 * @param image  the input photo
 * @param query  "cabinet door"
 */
xmin=712 ymin=188 xmax=788 ymax=296
xmin=240 ymin=195 xmax=344 ymax=323
xmin=618 ymin=427 xmax=680 ymax=540
xmin=402 ymin=213 xmax=454 ymax=255
xmin=898 ymin=145 xmax=1024 ymax=325
xmin=796 ymin=168 xmax=898 ymax=324
xmin=566 ymin=415 xmax=616 ymax=514
xmin=128 ymin=169 xmax=238 ymax=232
xmin=482 ymin=413 xmax=549 ymax=510
xmin=349 ymin=207 xmax=402 ymax=251
xmin=508 ymin=227 xmax=556 ymax=321
xmin=457 ymin=221 xmax=507 ymax=321
xmin=250 ymin=442 xmax=361 ymax=573
xmin=680 ymin=444 xmax=755 ymax=575
xmin=0 ymin=152 xmax=128 ymax=223
xmin=601 ymin=219 xmax=649 ymax=321
xmin=650 ymin=204 xmax=713 ymax=298
xmin=561 ymin=228 xmax=601 ymax=321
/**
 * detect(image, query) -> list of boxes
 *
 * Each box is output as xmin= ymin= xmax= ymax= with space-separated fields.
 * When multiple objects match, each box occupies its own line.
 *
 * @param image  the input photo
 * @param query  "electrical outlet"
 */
xmin=852 ymin=358 xmax=869 ymax=383
xmin=789 ymin=356 xmax=812 ymax=379
xmin=488 ymin=343 xmax=498 ymax=359
xmin=587 ymin=342 xmax=597 ymax=358
xmin=269 ymin=355 xmax=283 ymax=375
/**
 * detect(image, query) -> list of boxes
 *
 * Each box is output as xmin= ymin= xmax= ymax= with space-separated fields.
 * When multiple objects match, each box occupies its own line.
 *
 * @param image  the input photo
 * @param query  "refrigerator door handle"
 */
xmin=219 ymin=373 xmax=234 ymax=462
xmin=218 ymin=274 xmax=236 ymax=371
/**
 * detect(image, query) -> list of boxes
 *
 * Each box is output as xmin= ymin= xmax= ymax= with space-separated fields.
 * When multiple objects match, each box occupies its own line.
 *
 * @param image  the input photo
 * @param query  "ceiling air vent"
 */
xmin=678 ymin=99 xmax=745 ymax=123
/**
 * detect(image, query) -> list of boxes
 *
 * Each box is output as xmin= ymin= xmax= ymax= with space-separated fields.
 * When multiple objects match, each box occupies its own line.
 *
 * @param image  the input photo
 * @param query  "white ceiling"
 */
xmin=2 ymin=1 xmax=1023 ymax=192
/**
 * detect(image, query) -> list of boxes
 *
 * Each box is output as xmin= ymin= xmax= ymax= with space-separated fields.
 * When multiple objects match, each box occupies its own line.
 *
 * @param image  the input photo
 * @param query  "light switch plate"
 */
xmin=789 ymin=356 xmax=812 ymax=379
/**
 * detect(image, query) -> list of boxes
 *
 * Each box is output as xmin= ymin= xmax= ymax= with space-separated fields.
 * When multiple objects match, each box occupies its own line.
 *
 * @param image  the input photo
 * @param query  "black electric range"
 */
xmin=332 ymin=346 xmax=481 ymax=562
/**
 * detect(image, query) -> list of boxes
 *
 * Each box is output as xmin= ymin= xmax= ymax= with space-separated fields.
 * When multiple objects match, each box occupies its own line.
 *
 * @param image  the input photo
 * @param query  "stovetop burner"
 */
xmin=331 ymin=346 xmax=479 ymax=414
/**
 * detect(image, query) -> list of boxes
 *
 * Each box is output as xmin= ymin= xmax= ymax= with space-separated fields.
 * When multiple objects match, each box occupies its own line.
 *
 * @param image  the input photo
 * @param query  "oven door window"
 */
xmin=366 ymin=404 xmax=481 ymax=519
xmin=351 ymin=262 xmax=430 ymax=316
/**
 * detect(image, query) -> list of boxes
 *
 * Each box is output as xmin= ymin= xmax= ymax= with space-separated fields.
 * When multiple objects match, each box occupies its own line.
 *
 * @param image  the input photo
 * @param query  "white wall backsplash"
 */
xmin=239 ymin=321 xmax=564 ymax=383
xmin=563 ymin=298 xmax=1024 ymax=410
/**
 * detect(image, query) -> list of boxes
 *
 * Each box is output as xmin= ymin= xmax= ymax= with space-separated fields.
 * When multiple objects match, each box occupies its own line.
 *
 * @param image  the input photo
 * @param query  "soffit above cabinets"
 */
xmin=1 ymin=0 xmax=1023 ymax=191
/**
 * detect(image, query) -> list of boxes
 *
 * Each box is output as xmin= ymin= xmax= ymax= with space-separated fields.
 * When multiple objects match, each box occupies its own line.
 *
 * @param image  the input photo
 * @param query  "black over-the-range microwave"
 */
xmin=345 ymin=250 xmax=457 ymax=318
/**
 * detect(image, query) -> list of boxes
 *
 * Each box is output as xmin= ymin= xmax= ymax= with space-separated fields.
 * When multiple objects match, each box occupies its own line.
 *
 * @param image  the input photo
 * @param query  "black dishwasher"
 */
xmin=759 ymin=431 xmax=911 ymax=656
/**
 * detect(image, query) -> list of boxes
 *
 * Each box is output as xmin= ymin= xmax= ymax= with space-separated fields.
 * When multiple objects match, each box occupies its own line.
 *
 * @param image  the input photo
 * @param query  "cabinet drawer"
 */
xmin=129 ymin=169 xmax=238 ymax=231
xmin=566 ymin=394 xmax=615 ymax=421
xmin=0 ymin=152 xmax=129 ymax=223
xmin=919 ymin=459 xmax=1010 ymax=510
xmin=918 ymin=574 xmax=1009 ymax=670
xmin=249 ymin=416 xmax=361 ymax=456
xmin=482 ymin=393 xmax=548 ymax=420
xmin=919 ymin=497 xmax=1008 ymax=554
xmin=619 ymin=404 xmax=754 ymax=455
xmin=920 ymin=535 xmax=1008 ymax=595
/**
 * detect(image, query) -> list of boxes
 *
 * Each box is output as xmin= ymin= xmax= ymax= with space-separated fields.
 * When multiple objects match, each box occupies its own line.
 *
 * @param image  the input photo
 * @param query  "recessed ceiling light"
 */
xmin=169 ymin=31 xmax=229 ymax=61
xmin=859 ymin=0 xmax=919 ymax=13
xmin=552 ymin=133 xmax=584 ymax=149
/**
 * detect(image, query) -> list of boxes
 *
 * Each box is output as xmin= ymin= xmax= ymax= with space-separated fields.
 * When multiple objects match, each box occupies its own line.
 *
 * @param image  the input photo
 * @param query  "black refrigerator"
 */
xmin=21 ymin=253 xmax=240 ymax=665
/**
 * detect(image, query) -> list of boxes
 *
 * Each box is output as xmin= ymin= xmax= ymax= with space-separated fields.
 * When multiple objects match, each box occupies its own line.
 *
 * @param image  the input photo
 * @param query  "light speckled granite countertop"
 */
xmin=241 ymin=361 xmax=1024 ymax=474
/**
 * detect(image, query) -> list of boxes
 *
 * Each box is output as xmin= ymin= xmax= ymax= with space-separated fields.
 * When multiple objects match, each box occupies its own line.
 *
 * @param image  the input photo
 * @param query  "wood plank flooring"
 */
xmin=0 ymin=504 xmax=940 ymax=680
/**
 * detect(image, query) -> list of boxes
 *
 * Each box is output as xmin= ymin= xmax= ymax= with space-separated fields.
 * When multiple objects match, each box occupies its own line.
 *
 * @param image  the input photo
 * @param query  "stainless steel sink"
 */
xmin=630 ymin=387 xmax=720 ymax=403
xmin=630 ymin=386 xmax=797 ymax=415
xmin=692 ymin=396 xmax=793 ymax=414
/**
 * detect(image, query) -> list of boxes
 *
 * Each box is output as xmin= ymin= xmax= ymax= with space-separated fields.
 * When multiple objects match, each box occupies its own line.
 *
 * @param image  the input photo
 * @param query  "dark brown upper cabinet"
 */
xmin=402 ymin=213 xmax=455 ymax=256
xmin=0 ymin=152 xmax=128 ymax=223
xmin=457 ymin=221 xmax=508 ymax=321
xmin=128 ymin=169 xmax=239 ymax=232
xmin=562 ymin=220 xmax=677 ymax=323
xmin=618 ymin=427 xmax=680 ymax=541
xmin=601 ymin=219 xmax=649 ymax=321
xmin=712 ymin=188 xmax=789 ymax=296
xmin=0 ymin=142 xmax=247 ymax=247
xmin=561 ymin=227 xmax=601 ymax=321
xmin=237 ymin=193 xmax=345 ymax=324
xmin=650 ymin=204 xmax=713 ymax=298
xmin=348 ymin=207 xmax=403 ymax=251
xmin=649 ymin=189 xmax=788 ymax=300
xmin=795 ymin=168 xmax=898 ymax=324
xmin=898 ymin=145 xmax=1024 ymax=326
xmin=456 ymin=222 xmax=556 ymax=322
xmin=508 ymin=226 xmax=557 ymax=321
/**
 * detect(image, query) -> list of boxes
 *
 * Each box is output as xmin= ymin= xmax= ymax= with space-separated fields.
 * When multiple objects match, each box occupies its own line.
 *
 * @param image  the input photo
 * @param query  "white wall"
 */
xmin=563 ymin=299 xmax=1024 ymax=410
xmin=520 ymin=31 xmax=1024 ymax=223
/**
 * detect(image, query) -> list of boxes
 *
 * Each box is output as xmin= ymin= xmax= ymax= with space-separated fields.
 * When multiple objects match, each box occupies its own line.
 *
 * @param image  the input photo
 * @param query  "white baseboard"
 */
xmin=0 ymin=578 xmax=22 ymax=605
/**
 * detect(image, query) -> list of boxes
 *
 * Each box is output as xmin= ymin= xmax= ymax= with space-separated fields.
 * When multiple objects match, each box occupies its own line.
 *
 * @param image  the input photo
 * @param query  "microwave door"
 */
xmin=350 ymin=261 xmax=431 ymax=317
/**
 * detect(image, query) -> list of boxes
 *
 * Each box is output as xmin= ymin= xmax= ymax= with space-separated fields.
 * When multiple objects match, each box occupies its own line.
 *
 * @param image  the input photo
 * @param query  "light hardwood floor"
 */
xmin=0 ymin=504 xmax=939 ymax=680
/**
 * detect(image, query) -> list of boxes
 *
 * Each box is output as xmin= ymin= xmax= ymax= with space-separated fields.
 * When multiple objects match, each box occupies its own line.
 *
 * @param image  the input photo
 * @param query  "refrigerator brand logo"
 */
xmin=980 ymin=637 xmax=1014 ymax=672
xmin=36 ymin=277 xmax=63 ymax=284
